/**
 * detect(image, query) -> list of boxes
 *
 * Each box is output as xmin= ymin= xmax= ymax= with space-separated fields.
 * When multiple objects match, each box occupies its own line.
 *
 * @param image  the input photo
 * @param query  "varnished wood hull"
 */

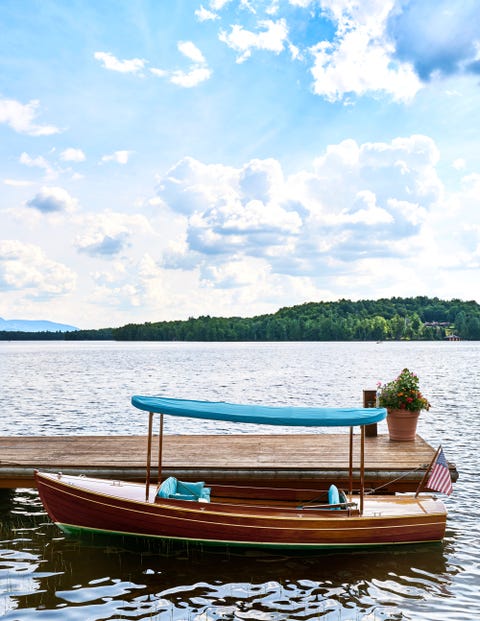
xmin=35 ymin=472 xmax=447 ymax=549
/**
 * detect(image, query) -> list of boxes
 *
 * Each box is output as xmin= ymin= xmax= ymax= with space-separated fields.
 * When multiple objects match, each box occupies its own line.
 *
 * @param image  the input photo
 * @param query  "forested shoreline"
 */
xmin=2 ymin=296 xmax=479 ymax=341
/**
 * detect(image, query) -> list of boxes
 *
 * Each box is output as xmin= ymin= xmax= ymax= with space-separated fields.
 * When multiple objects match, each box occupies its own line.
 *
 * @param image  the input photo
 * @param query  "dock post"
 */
xmin=363 ymin=389 xmax=378 ymax=437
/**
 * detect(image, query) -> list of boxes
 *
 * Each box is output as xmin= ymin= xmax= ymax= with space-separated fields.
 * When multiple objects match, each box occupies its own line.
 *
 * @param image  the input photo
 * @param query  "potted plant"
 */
xmin=376 ymin=368 xmax=431 ymax=441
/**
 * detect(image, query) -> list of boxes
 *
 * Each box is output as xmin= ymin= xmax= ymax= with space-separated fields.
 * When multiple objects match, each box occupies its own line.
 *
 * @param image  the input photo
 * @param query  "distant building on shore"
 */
xmin=445 ymin=334 xmax=461 ymax=341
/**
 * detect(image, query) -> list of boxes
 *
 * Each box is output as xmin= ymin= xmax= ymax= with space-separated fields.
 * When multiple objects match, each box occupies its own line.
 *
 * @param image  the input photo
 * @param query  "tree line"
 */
xmin=63 ymin=296 xmax=480 ymax=341
xmin=0 ymin=328 xmax=113 ymax=341
xmin=2 ymin=297 xmax=479 ymax=342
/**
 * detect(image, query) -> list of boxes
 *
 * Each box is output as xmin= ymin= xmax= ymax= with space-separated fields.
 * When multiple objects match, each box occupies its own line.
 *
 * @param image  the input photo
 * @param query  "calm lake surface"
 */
xmin=1 ymin=340 xmax=479 ymax=620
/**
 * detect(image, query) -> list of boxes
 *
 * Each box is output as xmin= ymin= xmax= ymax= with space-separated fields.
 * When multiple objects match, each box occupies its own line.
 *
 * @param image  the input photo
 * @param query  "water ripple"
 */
xmin=1 ymin=340 xmax=480 ymax=620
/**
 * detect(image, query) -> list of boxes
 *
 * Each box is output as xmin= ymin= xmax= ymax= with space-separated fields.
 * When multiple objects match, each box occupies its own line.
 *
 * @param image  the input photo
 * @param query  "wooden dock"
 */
xmin=0 ymin=434 xmax=458 ymax=492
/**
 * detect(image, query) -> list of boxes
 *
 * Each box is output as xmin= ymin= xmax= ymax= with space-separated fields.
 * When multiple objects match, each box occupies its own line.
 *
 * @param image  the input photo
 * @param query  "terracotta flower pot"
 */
xmin=386 ymin=408 xmax=420 ymax=441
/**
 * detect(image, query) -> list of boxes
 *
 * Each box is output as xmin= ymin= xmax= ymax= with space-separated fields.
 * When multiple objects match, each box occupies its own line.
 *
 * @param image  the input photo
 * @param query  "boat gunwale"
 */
xmin=35 ymin=471 xmax=447 ymax=524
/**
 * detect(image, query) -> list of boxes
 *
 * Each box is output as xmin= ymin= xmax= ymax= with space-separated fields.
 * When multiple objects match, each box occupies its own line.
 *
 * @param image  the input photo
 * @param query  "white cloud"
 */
xmin=20 ymin=152 xmax=50 ymax=170
xmin=155 ymin=135 xmax=450 ymax=288
xmin=288 ymin=0 xmax=313 ymax=6
xmin=309 ymin=1 xmax=422 ymax=102
xmin=452 ymin=158 xmax=466 ymax=170
xmin=220 ymin=198 xmax=301 ymax=234
xmin=265 ymin=1 xmax=280 ymax=15
xmin=195 ymin=5 xmax=219 ymax=21
xmin=151 ymin=41 xmax=211 ymax=87
xmin=240 ymin=158 xmax=285 ymax=203
xmin=210 ymin=0 xmax=232 ymax=9
xmin=75 ymin=212 xmax=153 ymax=258
xmin=157 ymin=156 xmax=241 ymax=216
xmin=78 ymin=233 xmax=130 ymax=257
xmin=210 ymin=1 xmax=422 ymax=100
xmin=201 ymin=256 xmax=270 ymax=288
xmin=0 ymin=239 xmax=76 ymax=296
xmin=170 ymin=66 xmax=212 ymax=87
xmin=101 ymin=150 xmax=133 ymax=164
xmin=3 ymin=179 xmax=33 ymax=187
xmin=178 ymin=41 xmax=206 ymax=64
xmin=437 ymin=173 xmax=480 ymax=270
xmin=60 ymin=148 xmax=86 ymax=162
xmin=150 ymin=68 xmax=169 ymax=78
xmin=157 ymin=157 xmax=299 ymax=262
xmin=94 ymin=51 xmax=146 ymax=74
xmin=94 ymin=41 xmax=212 ymax=90
xmin=88 ymin=254 xmax=167 ymax=310
xmin=340 ymin=190 xmax=394 ymax=225
xmin=26 ymin=187 xmax=78 ymax=214
xmin=94 ymin=42 xmax=211 ymax=89
xmin=219 ymin=18 xmax=289 ymax=63
xmin=19 ymin=151 xmax=57 ymax=180
xmin=0 ymin=97 xmax=60 ymax=136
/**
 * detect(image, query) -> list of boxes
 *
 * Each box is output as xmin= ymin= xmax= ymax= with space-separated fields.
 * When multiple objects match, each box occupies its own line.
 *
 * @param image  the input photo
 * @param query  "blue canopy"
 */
xmin=131 ymin=395 xmax=387 ymax=427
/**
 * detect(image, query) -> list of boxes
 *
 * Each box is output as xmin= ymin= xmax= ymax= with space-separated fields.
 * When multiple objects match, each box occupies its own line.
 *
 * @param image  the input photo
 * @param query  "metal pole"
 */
xmin=145 ymin=411 xmax=153 ymax=502
xmin=360 ymin=425 xmax=365 ymax=514
xmin=349 ymin=426 xmax=353 ymax=495
xmin=158 ymin=413 xmax=164 ymax=485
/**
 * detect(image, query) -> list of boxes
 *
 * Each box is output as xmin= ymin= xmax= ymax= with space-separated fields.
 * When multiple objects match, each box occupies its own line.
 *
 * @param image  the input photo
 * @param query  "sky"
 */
xmin=1 ymin=0 xmax=480 ymax=329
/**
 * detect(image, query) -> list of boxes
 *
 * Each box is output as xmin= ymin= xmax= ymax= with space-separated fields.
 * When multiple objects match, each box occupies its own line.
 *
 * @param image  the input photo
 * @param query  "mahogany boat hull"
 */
xmin=35 ymin=471 xmax=447 ymax=549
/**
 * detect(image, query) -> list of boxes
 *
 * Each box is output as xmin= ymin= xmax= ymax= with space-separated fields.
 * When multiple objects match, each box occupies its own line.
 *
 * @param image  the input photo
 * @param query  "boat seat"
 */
xmin=157 ymin=476 xmax=211 ymax=502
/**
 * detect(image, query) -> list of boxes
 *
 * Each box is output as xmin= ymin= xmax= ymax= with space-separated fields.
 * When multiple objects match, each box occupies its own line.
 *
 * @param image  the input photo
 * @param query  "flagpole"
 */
xmin=415 ymin=444 xmax=442 ymax=498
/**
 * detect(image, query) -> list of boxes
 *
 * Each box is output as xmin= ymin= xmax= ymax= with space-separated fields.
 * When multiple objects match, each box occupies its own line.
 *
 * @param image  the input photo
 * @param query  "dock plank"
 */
xmin=0 ymin=434 xmax=458 ymax=491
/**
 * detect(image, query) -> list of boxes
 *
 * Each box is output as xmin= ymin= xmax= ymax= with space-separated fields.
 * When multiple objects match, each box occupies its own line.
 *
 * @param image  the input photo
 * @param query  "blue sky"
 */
xmin=1 ymin=0 xmax=479 ymax=329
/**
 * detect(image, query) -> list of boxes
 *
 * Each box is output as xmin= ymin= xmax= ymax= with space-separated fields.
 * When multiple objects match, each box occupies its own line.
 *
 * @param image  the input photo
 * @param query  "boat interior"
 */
xmin=42 ymin=471 xmax=444 ymax=519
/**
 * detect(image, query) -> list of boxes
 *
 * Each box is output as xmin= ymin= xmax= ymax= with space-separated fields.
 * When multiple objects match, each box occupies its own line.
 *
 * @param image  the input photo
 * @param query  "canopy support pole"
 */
xmin=348 ymin=427 xmax=353 ymax=495
xmin=145 ymin=411 xmax=153 ymax=502
xmin=360 ymin=425 xmax=365 ymax=515
xmin=158 ymin=413 xmax=164 ymax=486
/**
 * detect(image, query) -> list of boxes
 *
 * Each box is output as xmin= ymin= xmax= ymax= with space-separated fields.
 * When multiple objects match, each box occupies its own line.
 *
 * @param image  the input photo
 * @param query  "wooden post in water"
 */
xmin=363 ymin=389 xmax=378 ymax=437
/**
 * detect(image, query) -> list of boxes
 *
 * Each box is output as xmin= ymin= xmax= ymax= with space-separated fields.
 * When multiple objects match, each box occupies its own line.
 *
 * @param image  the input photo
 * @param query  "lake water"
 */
xmin=0 ymin=340 xmax=479 ymax=620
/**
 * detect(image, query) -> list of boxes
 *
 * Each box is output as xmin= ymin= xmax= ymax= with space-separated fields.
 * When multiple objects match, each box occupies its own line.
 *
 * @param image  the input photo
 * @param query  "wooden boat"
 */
xmin=35 ymin=395 xmax=448 ymax=549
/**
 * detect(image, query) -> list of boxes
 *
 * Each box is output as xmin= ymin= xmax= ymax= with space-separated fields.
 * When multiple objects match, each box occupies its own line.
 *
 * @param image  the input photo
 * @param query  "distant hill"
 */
xmin=3 ymin=296 xmax=480 ymax=341
xmin=109 ymin=296 xmax=480 ymax=341
xmin=0 ymin=317 xmax=78 ymax=332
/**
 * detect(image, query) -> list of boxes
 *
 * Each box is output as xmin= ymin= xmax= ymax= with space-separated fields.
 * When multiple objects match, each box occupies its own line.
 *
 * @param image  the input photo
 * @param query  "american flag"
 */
xmin=427 ymin=448 xmax=453 ymax=496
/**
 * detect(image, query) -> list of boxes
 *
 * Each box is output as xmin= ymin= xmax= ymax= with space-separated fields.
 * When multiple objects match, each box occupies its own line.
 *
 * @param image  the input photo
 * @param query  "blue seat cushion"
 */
xmin=157 ymin=476 xmax=177 ymax=498
xmin=157 ymin=477 xmax=210 ymax=502
xmin=328 ymin=484 xmax=340 ymax=506
xmin=168 ymin=492 xmax=197 ymax=501
xmin=176 ymin=480 xmax=205 ymax=498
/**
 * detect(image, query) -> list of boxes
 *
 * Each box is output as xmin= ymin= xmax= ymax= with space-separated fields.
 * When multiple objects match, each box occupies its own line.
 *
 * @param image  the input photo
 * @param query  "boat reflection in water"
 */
xmin=1 ymin=515 xmax=453 ymax=621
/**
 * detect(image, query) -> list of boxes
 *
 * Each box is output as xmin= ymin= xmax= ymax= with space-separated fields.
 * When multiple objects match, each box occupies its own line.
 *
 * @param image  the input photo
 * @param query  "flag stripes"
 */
xmin=427 ymin=447 xmax=453 ymax=496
